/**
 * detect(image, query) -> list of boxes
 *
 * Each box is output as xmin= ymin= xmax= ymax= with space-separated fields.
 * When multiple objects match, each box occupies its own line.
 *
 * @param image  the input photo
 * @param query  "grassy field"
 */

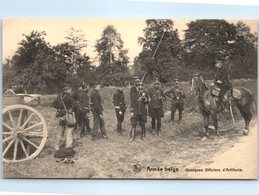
xmin=3 ymin=79 xmax=257 ymax=178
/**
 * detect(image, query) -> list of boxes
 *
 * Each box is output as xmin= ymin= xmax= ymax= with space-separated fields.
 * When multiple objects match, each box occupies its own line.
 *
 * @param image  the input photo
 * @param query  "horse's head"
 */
xmin=190 ymin=75 xmax=206 ymax=95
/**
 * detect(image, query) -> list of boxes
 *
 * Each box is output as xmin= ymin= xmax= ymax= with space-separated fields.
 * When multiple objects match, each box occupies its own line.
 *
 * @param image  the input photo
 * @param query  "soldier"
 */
xmin=78 ymin=82 xmax=91 ymax=137
xmin=214 ymin=60 xmax=233 ymax=111
xmin=147 ymin=78 xmax=166 ymax=135
xmin=130 ymin=76 xmax=141 ymax=101
xmin=90 ymin=83 xmax=108 ymax=141
xmin=71 ymin=85 xmax=82 ymax=131
xmin=52 ymin=82 xmax=77 ymax=150
xmin=130 ymin=81 xmax=149 ymax=142
xmin=165 ymin=79 xmax=186 ymax=122
xmin=113 ymin=82 xmax=127 ymax=135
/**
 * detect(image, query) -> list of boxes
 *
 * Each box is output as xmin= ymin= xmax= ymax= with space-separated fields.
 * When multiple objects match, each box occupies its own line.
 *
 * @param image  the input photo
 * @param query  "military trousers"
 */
xmin=151 ymin=117 xmax=161 ymax=132
xmin=115 ymin=109 xmax=124 ymax=132
xmin=55 ymin=117 xmax=73 ymax=150
xmin=92 ymin=110 xmax=107 ymax=138
xmin=171 ymin=101 xmax=184 ymax=121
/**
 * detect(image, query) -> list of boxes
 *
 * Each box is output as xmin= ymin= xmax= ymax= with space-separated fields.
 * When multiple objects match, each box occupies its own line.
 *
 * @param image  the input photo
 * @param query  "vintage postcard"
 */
xmin=2 ymin=19 xmax=257 ymax=179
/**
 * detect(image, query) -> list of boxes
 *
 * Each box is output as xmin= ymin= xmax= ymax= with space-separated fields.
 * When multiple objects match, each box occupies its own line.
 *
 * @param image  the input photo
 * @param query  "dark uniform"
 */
xmin=130 ymin=77 xmax=140 ymax=102
xmin=113 ymin=88 xmax=126 ymax=134
xmin=130 ymin=82 xmax=149 ymax=141
xmin=52 ymin=82 xmax=77 ymax=150
xmin=78 ymin=88 xmax=91 ymax=136
xmin=165 ymin=80 xmax=186 ymax=122
xmin=214 ymin=65 xmax=233 ymax=102
xmin=147 ymin=80 xmax=166 ymax=135
xmin=71 ymin=88 xmax=81 ymax=130
xmin=90 ymin=86 xmax=107 ymax=140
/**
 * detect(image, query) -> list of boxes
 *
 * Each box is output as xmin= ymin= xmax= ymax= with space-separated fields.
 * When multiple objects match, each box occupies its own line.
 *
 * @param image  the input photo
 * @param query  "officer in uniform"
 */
xmin=130 ymin=77 xmax=141 ymax=101
xmin=147 ymin=78 xmax=166 ymax=135
xmin=165 ymin=79 xmax=186 ymax=122
xmin=52 ymin=82 xmax=77 ymax=150
xmin=214 ymin=60 xmax=233 ymax=110
xmin=71 ymin=85 xmax=82 ymax=131
xmin=113 ymin=82 xmax=127 ymax=135
xmin=90 ymin=82 xmax=108 ymax=141
xmin=130 ymin=81 xmax=149 ymax=141
xmin=78 ymin=82 xmax=91 ymax=137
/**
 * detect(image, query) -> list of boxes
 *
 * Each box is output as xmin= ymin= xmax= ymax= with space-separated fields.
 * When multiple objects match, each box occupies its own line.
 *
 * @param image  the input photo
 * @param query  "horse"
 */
xmin=191 ymin=76 xmax=255 ymax=137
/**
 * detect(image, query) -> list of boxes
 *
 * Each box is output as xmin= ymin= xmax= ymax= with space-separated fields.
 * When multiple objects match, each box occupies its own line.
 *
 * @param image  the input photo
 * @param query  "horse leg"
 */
xmin=236 ymin=103 xmax=252 ymax=136
xmin=202 ymin=111 xmax=210 ymax=137
xmin=243 ymin=108 xmax=252 ymax=136
xmin=211 ymin=114 xmax=219 ymax=136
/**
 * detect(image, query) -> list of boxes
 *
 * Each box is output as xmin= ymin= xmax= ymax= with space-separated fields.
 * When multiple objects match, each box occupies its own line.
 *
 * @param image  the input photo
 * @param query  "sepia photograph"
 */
xmin=2 ymin=19 xmax=258 ymax=179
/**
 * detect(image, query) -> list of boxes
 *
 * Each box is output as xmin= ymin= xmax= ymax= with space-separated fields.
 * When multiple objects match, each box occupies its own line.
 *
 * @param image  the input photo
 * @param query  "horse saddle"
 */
xmin=223 ymin=88 xmax=242 ymax=100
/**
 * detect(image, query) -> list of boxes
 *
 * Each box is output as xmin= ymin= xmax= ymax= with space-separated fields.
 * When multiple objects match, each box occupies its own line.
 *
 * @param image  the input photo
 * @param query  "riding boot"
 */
xmin=157 ymin=118 xmax=161 ymax=136
xmin=179 ymin=111 xmax=182 ymax=121
xmin=118 ymin=121 xmax=122 ymax=135
xmin=141 ymin=125 xmax=146 ymax=140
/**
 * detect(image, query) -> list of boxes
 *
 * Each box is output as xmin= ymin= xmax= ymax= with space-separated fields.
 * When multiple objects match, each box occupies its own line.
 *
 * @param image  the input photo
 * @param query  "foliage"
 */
xmin=133 ymin=19 xmax=184 ymax=83
xmin=95 ymin=25 xmax=130 ymax=85
xmin=10 ymin=31 xmax=67 ymax=93
xmin=182 ymin=20 xmax=257 ymax=79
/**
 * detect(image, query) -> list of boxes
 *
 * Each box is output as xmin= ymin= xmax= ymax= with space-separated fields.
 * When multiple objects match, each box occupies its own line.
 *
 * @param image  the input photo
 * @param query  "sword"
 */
xmin=229 ymin=100 xmax=236 ymax=125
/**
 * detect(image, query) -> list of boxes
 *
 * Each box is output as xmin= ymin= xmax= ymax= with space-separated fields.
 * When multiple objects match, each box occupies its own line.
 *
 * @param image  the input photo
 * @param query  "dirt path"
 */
xmin=185 ymin=120 xmax=257 ymax=179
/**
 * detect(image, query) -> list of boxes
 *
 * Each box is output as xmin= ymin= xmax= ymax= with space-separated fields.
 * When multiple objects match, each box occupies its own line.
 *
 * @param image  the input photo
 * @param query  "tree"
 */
xmin=2 ymin=58 xmax=15 ymax=90
xmin=95 ymin=25 xmax=129 ymax=85
xmin=53 ymin=42 xmax=93 ymax=87
xmin=11 ymin=31 xmax=67 ymax=93
xmin=182 ymin=19 xmax=257 ymax=78
xmin=64 ymin=27 xmax=89 ymax=75
xmin=230 ymin=21 xmax=257 ymax=78
xmin=182 ymin=20 xmax=236 ymax=75
xmin=134 ymin=19 xmax=183 ymax=83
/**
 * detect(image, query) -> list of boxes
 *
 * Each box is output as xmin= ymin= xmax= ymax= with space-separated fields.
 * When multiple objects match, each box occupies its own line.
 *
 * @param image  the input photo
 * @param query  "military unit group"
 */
xmin=52 ymin=60 xmax=232 ymax=151
xmin=52 ymin=76 xmax=186 ymax=150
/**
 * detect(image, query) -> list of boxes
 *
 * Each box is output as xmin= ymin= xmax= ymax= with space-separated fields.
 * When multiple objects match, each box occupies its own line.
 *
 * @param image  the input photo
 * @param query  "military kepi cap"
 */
xmin=154 ymin=78 xmax=161 ymax=85
xmin=63 ymin=82 xmax=72 ymax=90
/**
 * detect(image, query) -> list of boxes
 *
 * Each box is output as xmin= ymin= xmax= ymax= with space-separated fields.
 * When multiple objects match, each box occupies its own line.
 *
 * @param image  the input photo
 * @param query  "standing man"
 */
xmin=165 ymin=79 xmax=186 ymax=122
xmin=130 ymin=81 xmax=149 ymax=141
xmin=71 ymin=85 xmax=82 ymax=131
xmin=148 ymin=78 xmax=166 ymax=135
xmin=113 ymin=82 xmax=127 ymax=135
xmin=90 ymin=82 xmax=108 ymax=141
xmin=130 ymin=76 xmax=141 ymax=101
xmin=78 ymin=82 xmax=91 ymax=137
xmin=52 ymin=82 xmax=77 ymax=151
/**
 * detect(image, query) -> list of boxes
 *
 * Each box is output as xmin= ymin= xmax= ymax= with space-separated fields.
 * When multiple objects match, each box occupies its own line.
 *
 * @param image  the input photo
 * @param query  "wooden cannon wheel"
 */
xmin=2 ymin=104 xmax=48 ymax=163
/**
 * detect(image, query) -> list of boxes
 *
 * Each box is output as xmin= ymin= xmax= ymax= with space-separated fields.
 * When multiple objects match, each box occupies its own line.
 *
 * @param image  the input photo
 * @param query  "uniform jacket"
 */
xmin=90 ymin=89 xmax=104 ymax=115
xmin=147 ymin=87 xmax=165 ymax=109
xmin=72 ymin=90 xmax=80 ymax=102
xmin=130 ymin=89 xmax=149 ymax=115
xmin=113 ymin=89 xmax=126 ymax=111
xmin=130 ymin=86 xmax=137 ymax=100
xmin=214 ymin=67 xmax=231 ymax=87
xmin=79 ymin=91 xmax=90 ymax=112
xmin=165 ymin=87 xmax=186 ymax=102
xmin=52 ymin=92 xmax=77 ymax=117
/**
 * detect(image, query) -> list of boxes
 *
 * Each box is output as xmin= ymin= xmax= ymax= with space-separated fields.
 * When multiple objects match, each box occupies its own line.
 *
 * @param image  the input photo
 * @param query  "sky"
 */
xmin=2 ymin=19 xmax=257 ymax=65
